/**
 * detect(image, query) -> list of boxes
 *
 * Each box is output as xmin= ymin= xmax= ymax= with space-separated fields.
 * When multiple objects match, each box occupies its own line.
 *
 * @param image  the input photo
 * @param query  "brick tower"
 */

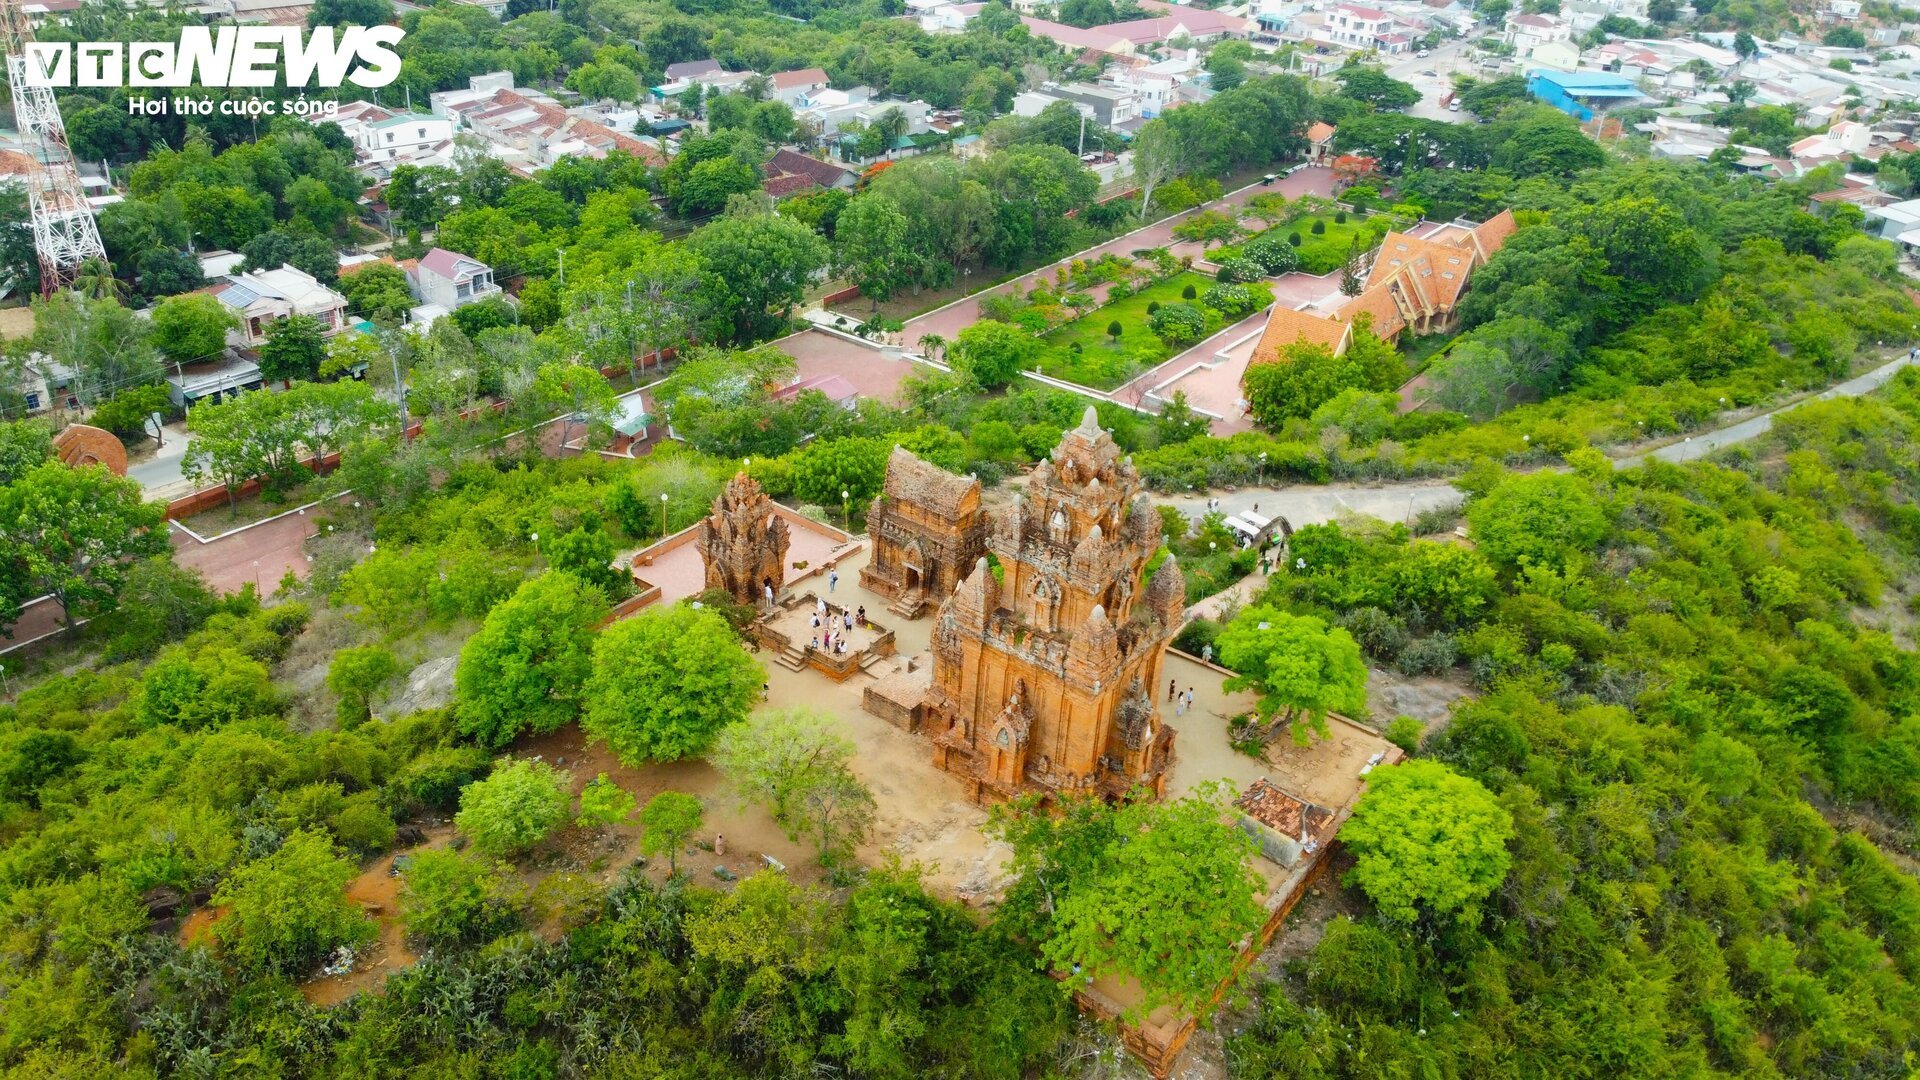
xmin=924 ymin=408 xmax=1184 ymax=802
xmin=697 ymin=472 xmax=790 ymax=605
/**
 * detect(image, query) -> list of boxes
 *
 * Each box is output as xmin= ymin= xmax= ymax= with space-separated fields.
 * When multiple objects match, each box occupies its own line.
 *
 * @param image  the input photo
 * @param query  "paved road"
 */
xmin=1383 ymin=39 xmax=1481 ymax=122
xmin=1618 ymin=353 xmax=1919 ymax=466
xmin=127 ymin=420 xmax=191 ymax=496
xmin=902 ymin=167 xmax=1338 ymax=344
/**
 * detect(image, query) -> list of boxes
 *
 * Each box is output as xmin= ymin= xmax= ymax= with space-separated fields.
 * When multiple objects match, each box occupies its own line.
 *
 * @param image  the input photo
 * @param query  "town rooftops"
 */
xmin=1510 ymin=13 xmax=1560 ymax=27
xmin=767 ymin=148 xmax=858 ymax=188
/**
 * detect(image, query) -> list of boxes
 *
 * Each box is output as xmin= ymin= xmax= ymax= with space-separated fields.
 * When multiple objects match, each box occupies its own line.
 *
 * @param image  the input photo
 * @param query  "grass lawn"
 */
xmin=1033 ymin=272 xmax=1222 ymax=389
xmin=1217 ymin=213 xmax=1389 ymax=275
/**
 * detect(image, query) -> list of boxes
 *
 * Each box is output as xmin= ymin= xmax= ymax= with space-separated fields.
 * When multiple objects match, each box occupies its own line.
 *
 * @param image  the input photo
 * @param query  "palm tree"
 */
xmin=70 ymin=257 xmax=126 ymax=301
xmin=872 ymin=106 xmax=910 ymax=145
xmin=917 ymin=333 xmax=945 ymax=362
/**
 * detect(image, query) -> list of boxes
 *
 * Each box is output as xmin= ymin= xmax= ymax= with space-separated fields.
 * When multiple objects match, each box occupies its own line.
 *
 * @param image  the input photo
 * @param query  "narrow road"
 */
xmin=1157 ymin=350 xmax=1920 ymax=535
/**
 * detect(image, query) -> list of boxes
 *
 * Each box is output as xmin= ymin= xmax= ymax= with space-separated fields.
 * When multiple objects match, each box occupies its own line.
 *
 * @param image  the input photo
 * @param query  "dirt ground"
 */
xmin=299 ymin=827 xmax=454 ymax=1006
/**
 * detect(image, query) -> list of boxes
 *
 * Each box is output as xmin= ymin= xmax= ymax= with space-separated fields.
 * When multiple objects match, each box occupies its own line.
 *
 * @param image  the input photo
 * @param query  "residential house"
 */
xmin=439 ymin=84 xmax=665 ymax=168
xmin=763 ymin=148 xmax=860 ymax=198
xmin=664 ymin=59 xmax=723 ymax=81
xmin=1246 ymin=210 xmax=1519 ymax=365
xmin=207 ymin=266 xmax=349 ymax=349
xmin=1317 ymin=4 xmax=1400 ymax=51
xmin=165 ymin=355 xmax=265 ymax=409
xmin=411 ymin=248 xmax=502 ymax=310
xmin=1865 ymin=196 xmax=1920 ymax=238
xmin=1052 ymin=82 xmax=1139 ymax=129
xmin=354 ymin=112 xmax=456 ymax=164
xmin=1505 ymin=12 xmax=1573 ymax=58
xmin=771 ymin=67 xmax=832 ymax=108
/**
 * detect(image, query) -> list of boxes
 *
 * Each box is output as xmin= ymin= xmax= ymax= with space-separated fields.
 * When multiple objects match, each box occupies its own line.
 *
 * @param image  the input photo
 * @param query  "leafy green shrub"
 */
xmin=399 ymin=847 xmax=523 ymax=948
xmin=1149 ymin=303 xmax=1207 ymax=347
xmin=454 ymin=759 xmax=571 ymax=858
xmin=392 ymin=745 xmax=490 ymax=811
xmin=1385 ymin=715 xmax=1423 ymax=754
xmin=1180 ymin=283 xmax=1198 ymax=300
xmin=1398 ymin=632 xmax=1459 ymax=676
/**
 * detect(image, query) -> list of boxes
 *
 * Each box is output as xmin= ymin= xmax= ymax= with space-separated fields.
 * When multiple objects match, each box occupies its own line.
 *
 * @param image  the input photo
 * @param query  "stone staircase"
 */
xmin=773 ymin=643 xmax=807 ymax=672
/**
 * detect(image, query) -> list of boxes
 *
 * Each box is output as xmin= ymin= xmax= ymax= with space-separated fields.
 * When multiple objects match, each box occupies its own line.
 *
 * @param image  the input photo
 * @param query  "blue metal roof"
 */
xmin=1531 ymin=70 xmax=1642 ymax=96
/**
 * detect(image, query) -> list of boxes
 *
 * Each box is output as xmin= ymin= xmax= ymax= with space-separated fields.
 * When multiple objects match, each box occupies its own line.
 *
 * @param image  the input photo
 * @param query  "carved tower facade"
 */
xmin=925 ymin=408 xmax=1184 ymax=802
xmin=697 ymin=472 xmax=791 ymax=604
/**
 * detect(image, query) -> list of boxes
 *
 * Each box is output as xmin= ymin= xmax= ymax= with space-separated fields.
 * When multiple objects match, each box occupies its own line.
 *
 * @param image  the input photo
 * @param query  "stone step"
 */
xmin=775 ymin=647 xmax=806 ymax=671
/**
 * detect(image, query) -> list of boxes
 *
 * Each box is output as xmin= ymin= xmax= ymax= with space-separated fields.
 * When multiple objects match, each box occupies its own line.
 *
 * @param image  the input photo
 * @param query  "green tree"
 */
xmin=398 ymin=847 xmax=522 ymax=948
xmin=1242 ymin=339 xmax=1363 ymax=426
xmin=455 ymin=758 xmax=572 ymax=858
xmin=1034 ymin=786 xmax=1266 ymax=1017
xmin=1465 ymin=471 xmax=1608 ymax=572
xmin=0 ymin=418 xmax=51 ymax=485
xmin=546 ymin=523 xmax=629 ymax=598
xmin=150 ymin=292 xmax=239 ymax=366
xmin=258 ymin=315 xmax=327 ymax=388
xmin=1341 ymin=760 xmax=1513 ymax=925
xmin=582 ymin=604 xmax=763 ymax=764
xmin=87 ymin=384 xmax=172 ymax=445
xmin=454 ymin=572 xmax=610 ymax=748
xmin=689 ymin=206 xmax=830 ymax=343
xmin=327 ymin=644 xmax=400 ymax=726
xmin=950 ymin=320 xmax=1038 ymax=389
xmin=211 ymin=828 xmax=376 ymax=977
xmin=338 ymin=263 xmax=416 ymax=322
xmin=0 ymin=462 xmax=168 ymax=633
xmin=639 ymin=790 xmax=704 ymax=872
xmin=835 ymin=196 xmax=912 ymax=309
xmin=1334 ymin=66 xmax=1421 ymax=109
xmin=790 ymin=435 xmax=891 ymax=508
xmin=711 ymin=706 xmax=873 ymax=864
xmin=1217 ymin=607 xmax=1369 ymax=745
xmin=576 ymin=773 xmax=637 ymax=829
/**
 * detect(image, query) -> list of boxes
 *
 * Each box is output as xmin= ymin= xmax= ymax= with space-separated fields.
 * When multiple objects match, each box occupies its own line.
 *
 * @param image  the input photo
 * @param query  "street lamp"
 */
xmin=1257 ymin=450 xmax=1267 ymax=486
xmin=841 ymin=490 xmax=851 ymax=532
xmin=530 ymin=532 xmax=538 ymax=552
xmin=660 ymin=492 xmax=669 ymax=536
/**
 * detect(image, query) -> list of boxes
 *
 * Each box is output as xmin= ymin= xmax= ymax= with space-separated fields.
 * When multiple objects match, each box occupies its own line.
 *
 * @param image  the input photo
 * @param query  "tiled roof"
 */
xmin=418 ymin=246 xmax=487 ymax=280
xmin=1250 ymin=305 xmax=1352 ymax=365
xmin=665 ymin=59 xmax=722 ymax=80
xmin=1235 ymin=778 xmax=1338 ymax=845
xmin=880 ymin=446 xmax=981 ymax=519
xmin=768 ymin=148 xmax=856 ymax=187
xmin=771 ymin=67 xmax=829 ymax=90
xmin=764 ymin=173 xmax=817 ymax=198
xmin=1306 ymin=121 xmax=1337 ymax=143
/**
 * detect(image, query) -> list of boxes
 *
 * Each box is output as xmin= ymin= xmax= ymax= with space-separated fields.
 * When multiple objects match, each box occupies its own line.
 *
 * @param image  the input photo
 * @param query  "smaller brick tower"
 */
xmin=696 ymin=472 xmax=791 ymax=604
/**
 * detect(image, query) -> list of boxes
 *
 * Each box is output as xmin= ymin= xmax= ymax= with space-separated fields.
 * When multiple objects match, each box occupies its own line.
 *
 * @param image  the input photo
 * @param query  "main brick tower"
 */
xmin=924 ymin=408 xmax=1185 ymax=802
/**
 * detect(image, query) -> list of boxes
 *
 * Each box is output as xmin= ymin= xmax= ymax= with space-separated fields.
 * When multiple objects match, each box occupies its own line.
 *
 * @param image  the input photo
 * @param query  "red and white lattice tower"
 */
xmin=1 ymin=1 xmax=106 ymax=295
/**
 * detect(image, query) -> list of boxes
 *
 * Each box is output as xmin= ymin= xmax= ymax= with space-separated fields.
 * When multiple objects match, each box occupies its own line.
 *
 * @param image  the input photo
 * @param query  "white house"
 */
xmin=208 ymin=266 xmax=349 ymax=349
xmin=770 ymin=67 xmax=831 ymax=108
xmin=1318 ymin=4 xmax=1398 ymax=50
xmin=355 ymin=112 xmax=457 ymax=164
xmin=410 ymin=248 xmax=502 ymax=311
xmin=1505 ymin=12 xmax=1574 ymax=58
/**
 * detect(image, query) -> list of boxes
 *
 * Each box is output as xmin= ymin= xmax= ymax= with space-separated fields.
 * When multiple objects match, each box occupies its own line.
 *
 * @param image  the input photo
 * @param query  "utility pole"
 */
xmin=1078 ymin=111 xmax=1087 ymax=157
xmin=391 ymin=350 xmax=410 ymax=439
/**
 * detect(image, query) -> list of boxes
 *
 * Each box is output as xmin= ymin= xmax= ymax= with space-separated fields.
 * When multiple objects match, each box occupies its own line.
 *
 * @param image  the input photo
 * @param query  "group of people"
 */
xmin=808 ymin=596 xmax=868 ymax=656
xmin=1168 ymin=679 xmax=1196 ymax=717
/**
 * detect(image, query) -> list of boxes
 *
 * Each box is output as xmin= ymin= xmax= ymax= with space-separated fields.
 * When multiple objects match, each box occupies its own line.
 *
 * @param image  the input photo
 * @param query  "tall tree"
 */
xmin=0 ymin=461 xmax=168 ymax=632
xmin=1216 ymin=607 xmax=1369 ymax=745
xmin=1341 ymin=760 xmax=1514 ymax=925
xmin=258 ymin=315 xmax=327 ymax=388
xmin=150 ymin=293 xmax=239 ymax=367
xmin=689 ymin=206 xmax=830 ymax=343
xmin=455 ymin=572 xmax=609 ymax=748
xmin=583 ymin=604 xmax=764 ymax=764
xmin=834 ymin=197 xmax=911 ymax=310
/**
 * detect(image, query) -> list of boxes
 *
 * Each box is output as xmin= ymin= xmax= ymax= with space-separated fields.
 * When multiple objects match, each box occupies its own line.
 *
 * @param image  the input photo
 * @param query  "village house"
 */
xmin=207 ymin=266 xmax=349 ymax=349
xmin=409 ymin=248 xmax=503 ymax=311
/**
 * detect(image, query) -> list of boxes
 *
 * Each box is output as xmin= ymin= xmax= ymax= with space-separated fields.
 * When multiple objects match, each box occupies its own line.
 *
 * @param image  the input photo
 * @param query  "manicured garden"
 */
xmin=1032 ymin=272 xmax=1253 ymax=389
xmin=1214 ymin=212 xmax=1392 ymax=275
